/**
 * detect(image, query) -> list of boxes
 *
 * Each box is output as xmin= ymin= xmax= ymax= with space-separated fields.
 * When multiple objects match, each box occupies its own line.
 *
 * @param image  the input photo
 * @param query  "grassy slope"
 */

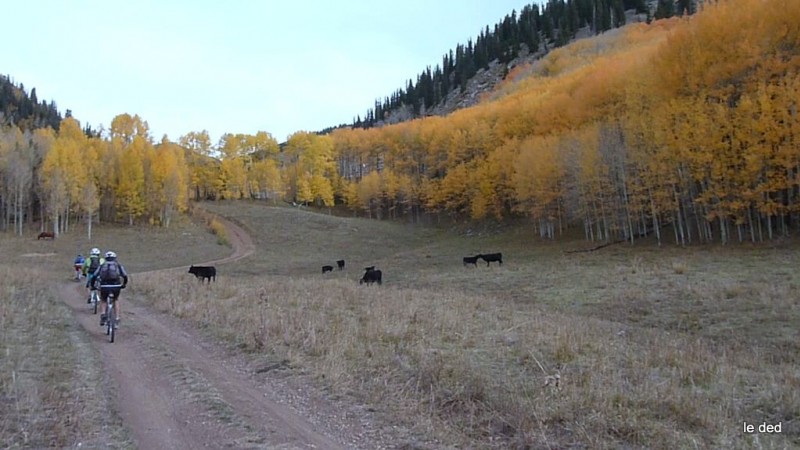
xmin=136 ymin=201 xmax=799 ymax=449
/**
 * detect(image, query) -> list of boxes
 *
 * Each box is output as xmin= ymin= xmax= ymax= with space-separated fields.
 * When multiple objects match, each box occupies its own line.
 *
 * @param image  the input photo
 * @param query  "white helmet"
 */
xmin=105 ymin=250 xmax=117 ymax=259
xmin=90 ymin=247 xmax=101 ymax=256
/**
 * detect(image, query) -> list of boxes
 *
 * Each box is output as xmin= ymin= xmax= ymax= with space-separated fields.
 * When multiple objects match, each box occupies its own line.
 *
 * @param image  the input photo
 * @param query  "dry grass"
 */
xmin=0 ymin=214 xmax=229 ymax=448
xmin=0 ymin=265 xmax=132 ymax=448
xmin=131 ymin=202 xmax=800 ymax=449
xmin=209 ymin=218 xmax=229 ymax=246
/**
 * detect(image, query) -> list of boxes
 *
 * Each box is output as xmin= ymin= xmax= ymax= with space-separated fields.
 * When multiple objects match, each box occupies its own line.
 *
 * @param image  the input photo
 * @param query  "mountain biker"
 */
xmin=92 ymin=251 xmax=129 ymax=327
xmin=73 ymin=254 xmax=85 ymax=280
xmin=82 ymin=248 xmax=104 ymax=304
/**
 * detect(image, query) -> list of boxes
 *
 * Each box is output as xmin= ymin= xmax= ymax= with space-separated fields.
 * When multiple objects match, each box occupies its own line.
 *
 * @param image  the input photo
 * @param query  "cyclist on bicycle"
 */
xmin=92 ymin=251 xmax=129 ymax=327
xmin=73 ymin=254 xmax=85 ymax=280
xmin=82 ymin=248 xmax=104 ymax=303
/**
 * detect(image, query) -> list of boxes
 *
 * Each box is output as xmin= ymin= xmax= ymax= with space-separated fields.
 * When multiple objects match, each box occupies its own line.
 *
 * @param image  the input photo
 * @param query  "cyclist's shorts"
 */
xmin=99 ymin=286 xmax=122 ymax=302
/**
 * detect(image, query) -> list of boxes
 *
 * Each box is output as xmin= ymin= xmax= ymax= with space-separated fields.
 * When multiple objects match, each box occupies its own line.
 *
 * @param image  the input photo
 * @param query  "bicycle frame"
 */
xmin=90 ymin=289 xmax=99 ymax=315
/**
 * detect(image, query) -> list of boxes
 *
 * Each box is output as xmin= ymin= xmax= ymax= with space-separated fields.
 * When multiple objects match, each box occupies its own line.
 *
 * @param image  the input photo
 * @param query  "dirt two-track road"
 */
xmin=58 ymin=216 xmax=400 ymax=450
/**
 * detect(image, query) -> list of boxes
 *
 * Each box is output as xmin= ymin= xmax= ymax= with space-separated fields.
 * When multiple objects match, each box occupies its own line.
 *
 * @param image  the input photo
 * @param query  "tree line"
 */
xmin=2 ymin=0 xmax=797 ymax=246
xmin=0 ymin=76 xmax=64 ymax=132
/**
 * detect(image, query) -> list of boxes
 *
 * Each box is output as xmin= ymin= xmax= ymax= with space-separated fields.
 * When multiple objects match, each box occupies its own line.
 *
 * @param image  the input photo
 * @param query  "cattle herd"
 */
xmin=463 ymin=253 xmax=503 ymax=267
xmin=188 ymin=252 xmax=502 ymax=287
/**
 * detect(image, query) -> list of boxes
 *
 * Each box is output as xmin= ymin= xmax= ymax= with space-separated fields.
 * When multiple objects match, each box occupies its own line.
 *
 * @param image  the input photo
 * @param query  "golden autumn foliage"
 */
xmin=318 ymin=0 xmax=800 ymax=243
xmin=12 ymin=0 xmax=800 ymax=244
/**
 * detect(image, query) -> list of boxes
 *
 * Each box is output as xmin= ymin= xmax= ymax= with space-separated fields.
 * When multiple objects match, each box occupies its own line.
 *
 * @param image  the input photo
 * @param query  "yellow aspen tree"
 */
xmin=152 ymin=139 xmax=189 ymax=227
xmin=219 ymin=157 xmax=247 ymax=199
xmin=249 ymin=158 xmax=284 ymax=203
xmin=180 ymin=130 xmax=217 ymax=201
xmin=79 ymin=136 xmax=105 ymax=238
xmin=110 ymin=113 xmax=151 ymax=145
xmin=341 ymin=179 xmax=360 ymax=214
xmin=40 ymin=117 xmax=86 ymax=234
xmin=433 ymin=163 xmax=473 ymax=215
xmin=116 ymin=136 xmax=146 ymax=225
xmin=513 ymin=135 xmax=565 ymax=238
xmin=380 ymin=169 xmax=400 ymax=219
xmin=284 ymin=132 xmax=337 ymax=206
xmin=471 ymin=140 xmax=518 ymax=220
xmin=357 ymin=171 xmax=381 ymax=218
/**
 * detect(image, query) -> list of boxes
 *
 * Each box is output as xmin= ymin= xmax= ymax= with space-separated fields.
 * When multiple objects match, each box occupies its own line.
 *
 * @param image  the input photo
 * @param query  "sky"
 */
xmin=5 ymin=0 xmax=536 ymax=144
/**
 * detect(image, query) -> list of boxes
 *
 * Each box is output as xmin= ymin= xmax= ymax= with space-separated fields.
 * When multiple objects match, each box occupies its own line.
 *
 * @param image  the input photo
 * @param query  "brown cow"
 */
xmin=37 ymin=231 xmax=55 ymax=240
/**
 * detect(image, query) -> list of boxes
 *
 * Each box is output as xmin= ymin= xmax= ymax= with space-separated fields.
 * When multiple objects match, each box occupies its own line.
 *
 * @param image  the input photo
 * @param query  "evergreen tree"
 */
xmin=655 ymin=0 xmax=676 ymax=19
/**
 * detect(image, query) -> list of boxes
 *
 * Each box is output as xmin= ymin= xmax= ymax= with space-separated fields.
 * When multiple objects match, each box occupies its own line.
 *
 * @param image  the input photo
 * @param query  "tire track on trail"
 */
xmin=59 ymin=212 xmax=356 ymax=450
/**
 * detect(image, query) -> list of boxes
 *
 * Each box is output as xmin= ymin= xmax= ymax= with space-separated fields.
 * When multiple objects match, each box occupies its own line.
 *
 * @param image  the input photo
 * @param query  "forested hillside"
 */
xmin=342 ymin=0 xmax=696 ymax=132
xmin=0 ymin=76 xmax=63 ymax=132
xmin=327 ymin=0 xmax=800 ymax=245
xmin=1 ymin=0 xmax=798 ymax=247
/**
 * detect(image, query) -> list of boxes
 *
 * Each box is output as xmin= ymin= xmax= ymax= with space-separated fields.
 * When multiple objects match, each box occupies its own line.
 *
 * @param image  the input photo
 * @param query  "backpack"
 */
xmin=87 ymin=256 xmax=101 ymax=273
xmin=98 ymin=261 xmax=121 ymax=284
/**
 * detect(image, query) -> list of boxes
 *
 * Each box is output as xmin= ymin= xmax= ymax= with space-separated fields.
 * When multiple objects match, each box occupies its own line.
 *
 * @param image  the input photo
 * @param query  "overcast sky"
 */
xmin=5 ymin=0 xmax=535 ymax=143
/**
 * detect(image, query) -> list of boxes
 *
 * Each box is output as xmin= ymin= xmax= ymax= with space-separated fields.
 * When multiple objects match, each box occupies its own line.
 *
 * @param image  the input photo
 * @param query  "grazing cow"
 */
xmin=188 ymin=265 xmax=217 ymax=283
xmin=37 ymin=231 xmax=55 ymax=240
xmin=322 ymin=265 xmax=334 ymax=274
xmin=336 ymin=259 xmax=345 ymax=270
xmin=479 ymin=252 xmax=503 ymax=266
xmin=360 ymin=267 xmax=382 ymax=285
xmin=463 ymin=255 xmax=479 ymax=267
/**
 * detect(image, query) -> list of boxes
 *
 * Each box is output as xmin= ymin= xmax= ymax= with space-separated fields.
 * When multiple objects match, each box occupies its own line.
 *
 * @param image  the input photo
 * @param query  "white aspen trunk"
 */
xmin=584 ymin=218 xmax=591 ymax=241
xmin=648 ymin=188 xmax=660 ymax=245
xmin=757 ymin=212 xmax=764 ymax=242
xmin=720 ymin=216 xmax=728 ymax=245
xmin=767 ymin=213 xmax=773 ymax=241
xmin=672 ymin=210 xmax=680 ymax=245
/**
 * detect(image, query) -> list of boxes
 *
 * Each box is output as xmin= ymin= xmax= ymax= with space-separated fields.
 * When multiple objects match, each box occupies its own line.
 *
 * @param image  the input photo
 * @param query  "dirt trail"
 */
xmin=58 ymin=215 xmax=385 ymax=449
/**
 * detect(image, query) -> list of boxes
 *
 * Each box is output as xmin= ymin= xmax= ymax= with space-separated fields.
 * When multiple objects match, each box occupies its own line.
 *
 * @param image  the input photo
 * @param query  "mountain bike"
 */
xmin=89 ymin=288 xmax=99 ymax=315
xmin=106 ymin=290 xmax=118 ymax=343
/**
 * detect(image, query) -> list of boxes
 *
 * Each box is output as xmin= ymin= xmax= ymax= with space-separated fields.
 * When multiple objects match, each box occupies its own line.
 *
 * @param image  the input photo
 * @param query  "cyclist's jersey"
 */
xmin=74 ymin=256 xmax=85 ymax=266
xmin=93 ymin=260 xmax=129 ymax=287
xmin=82 ymin=256 xmax=105 ymax=276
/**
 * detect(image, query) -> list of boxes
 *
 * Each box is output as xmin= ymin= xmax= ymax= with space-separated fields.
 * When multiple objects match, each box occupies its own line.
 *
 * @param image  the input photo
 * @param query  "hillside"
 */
xmin=320 ymin=0 xmax=800 ymax=245
xmin=0 ymin=75 xmax=64 ymax=131
xmin=348 ymin=2 xmax=655 ymax=130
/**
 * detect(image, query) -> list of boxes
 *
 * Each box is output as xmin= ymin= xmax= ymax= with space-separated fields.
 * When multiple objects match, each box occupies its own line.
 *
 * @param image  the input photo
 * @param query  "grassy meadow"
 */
xmin=132 ymin=201 xmax=799 ymax=449
xmin=0 ymin=213 xmax=229 ymax=448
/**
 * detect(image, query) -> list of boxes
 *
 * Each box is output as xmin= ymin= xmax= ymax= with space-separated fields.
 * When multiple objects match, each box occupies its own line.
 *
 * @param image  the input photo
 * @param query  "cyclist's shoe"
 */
xmin=100 ymin=314 xmax=107 ymax=326
xmin=114 ymin=318 xmax=120 ymax=329
xmin=87 ymin=296 xmax=92 ymax=304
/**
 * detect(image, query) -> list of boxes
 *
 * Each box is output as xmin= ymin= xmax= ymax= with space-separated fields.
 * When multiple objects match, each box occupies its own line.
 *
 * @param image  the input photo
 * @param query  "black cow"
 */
xmin=322 ymin=265 xmax=334 ymax=274
xmin=336 ymin=259 xmax=345 ymax=270
xmin=188 ymin=265 xmax=216 ymax=282
xmin=360 ymin=268 xmax=382 ymax=285
xmin=479 ymin=253 xmax=503 ymax=266
xmin=463 ymin=255 xmax=479 ymax=267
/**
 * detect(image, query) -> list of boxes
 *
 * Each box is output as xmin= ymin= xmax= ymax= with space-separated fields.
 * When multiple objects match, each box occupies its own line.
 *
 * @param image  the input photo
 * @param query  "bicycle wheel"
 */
xmin=105 ymin=302 xmax=111 ymax=336
xmin=92 ymin=291 xmax=98 ymax=315
xmin=106 ymin=302 xmax=116 ymax=343
xmin=108 ymin=300 xmax=116 ymax=343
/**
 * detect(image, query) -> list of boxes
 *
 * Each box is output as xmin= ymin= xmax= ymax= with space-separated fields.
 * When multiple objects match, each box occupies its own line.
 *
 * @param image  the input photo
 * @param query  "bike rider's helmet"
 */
xmin=91 ymin=247 xmax=101 ymax=257
xmin=105 ymin=251 xmax=117 ymax=260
